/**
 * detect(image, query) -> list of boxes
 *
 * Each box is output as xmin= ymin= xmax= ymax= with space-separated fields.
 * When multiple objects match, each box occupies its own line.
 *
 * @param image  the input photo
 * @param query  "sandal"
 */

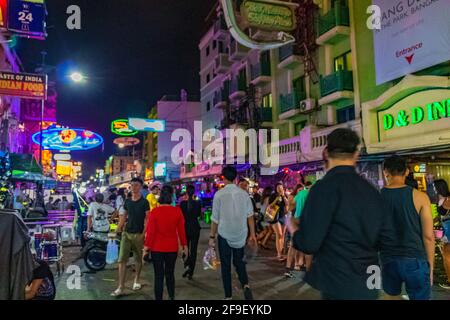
xmin=111 ymin=288 xmax=125 ymax=297
xmin=132 ymin=283 xmax=142 ymax=291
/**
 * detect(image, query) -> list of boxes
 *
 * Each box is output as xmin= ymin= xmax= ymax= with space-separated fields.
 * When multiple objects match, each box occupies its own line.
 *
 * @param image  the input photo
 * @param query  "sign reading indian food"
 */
xmin=240 ymin=0 xmax=296 ymax=32
xmin=0 ymin=71 xmax=47 ymax=100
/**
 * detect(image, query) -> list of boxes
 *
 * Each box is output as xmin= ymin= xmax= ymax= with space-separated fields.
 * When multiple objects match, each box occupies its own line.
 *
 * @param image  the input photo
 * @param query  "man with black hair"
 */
xmin=209 ymin=166 xmax=257 ymax=300
xmin=112 ymin=177 xmax=150 ymax=297
xmin=380 ymin=155 xmax=434 ymax=300
xmin=289 ymin=128 xmax=385 ymax=300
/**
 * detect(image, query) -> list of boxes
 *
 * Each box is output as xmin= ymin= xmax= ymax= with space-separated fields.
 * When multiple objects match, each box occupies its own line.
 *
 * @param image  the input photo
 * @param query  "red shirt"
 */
xmin=145 ymin=205 xmax=187 ymax=252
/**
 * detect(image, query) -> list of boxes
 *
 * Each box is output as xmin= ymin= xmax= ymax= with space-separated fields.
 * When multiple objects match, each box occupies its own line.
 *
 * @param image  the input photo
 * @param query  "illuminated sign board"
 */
xmin=374 ymin=88 xmax=450 ymax=146
xmin=8 ymin=0 xmax=47 ymax=40
xmin=113 ymin=137 xmax=140 ymax=147
xmin=32 ymin=128 xmax=104 ymax=151
xmin=240 ymin=0 xmax=296 ymax=32
xmin=129 ymin=118 xmax=166 ymax=133
xmin=413 ymin=164 xmax=427 ymax=174
xmin=381 ymin=98 xmax=450 ymax=131
xmin=56 ymin=160 xmax=72 ymax=176
xmin=0 ymin=71 xmax=47 ymax=100
xmin=154 ymin=162 xmax=167 ymax=178
xmin=54 ymin=153 xmax=71 ymax=161
xmin=0 ymin=0 xmax=7 ymax=29
xmin=111 ymin=119 xmax=138 ymax=136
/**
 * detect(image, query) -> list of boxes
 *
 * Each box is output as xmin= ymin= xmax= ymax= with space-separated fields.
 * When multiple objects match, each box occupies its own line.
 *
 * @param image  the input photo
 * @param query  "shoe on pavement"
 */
xmin=132 ymin=283 xmax=142 ymax=291
xmin=243 ymin=286 xmax=254 ymax=300
xmin=284 ymin=271 xmax=294 ymax=278
xmin=223 ymin=297 xmax=232 ymax=300
xmin=111 ymin=288 xmax=125 ymax=297
xmin=439 ymin=282 xmax=450 ymax=290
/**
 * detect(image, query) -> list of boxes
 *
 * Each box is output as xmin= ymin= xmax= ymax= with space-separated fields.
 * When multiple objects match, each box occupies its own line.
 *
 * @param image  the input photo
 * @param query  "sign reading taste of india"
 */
xmin=240 ymin=0 xmax=296 ymax=32
xmin=377 ymin=89 xmax=450 ymax=143
xmin=0 ymin=71 xmax=47 ymax=100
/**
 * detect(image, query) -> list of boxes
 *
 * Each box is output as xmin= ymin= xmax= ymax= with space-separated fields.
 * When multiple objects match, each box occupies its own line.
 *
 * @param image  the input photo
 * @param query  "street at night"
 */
xmin=1 ymin=0 xmax=450 ymax=312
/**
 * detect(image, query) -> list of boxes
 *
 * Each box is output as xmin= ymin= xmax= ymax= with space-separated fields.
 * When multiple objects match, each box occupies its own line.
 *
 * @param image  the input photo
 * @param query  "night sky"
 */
xmin=16 ymin=0 xmax=212 ymax=177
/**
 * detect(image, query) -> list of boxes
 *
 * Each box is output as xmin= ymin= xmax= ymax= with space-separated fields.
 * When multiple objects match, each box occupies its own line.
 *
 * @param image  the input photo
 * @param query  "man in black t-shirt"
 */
xmin=112 ymin=177 xmax=150 ymax=297
xmin=25 ymin=259 xmax=56 ymax=300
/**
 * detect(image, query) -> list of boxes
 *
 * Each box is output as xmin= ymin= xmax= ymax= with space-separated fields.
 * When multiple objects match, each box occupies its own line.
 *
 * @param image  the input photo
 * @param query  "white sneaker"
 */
xmin=111 ymin=288 xmax=124 ymax=297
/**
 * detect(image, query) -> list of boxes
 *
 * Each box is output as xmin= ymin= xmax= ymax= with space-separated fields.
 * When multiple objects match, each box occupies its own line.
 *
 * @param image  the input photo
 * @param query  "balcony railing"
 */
xmin=259 ymin=107 xmax=273 ymax=122
xmin=317 ymin=0 xmax=350 ymax=37
xmin=319 ymin=70 xmax=353 ymax=97
xmin=279 ymin=90 xmax=307 ymax=114
xmin=250 ymin=61 xmax=271 ymax=80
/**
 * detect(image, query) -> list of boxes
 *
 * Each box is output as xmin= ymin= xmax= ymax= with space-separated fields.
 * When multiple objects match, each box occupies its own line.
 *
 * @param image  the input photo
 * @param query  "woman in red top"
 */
xmin=144 ymin=184 xmax=187 ymax=300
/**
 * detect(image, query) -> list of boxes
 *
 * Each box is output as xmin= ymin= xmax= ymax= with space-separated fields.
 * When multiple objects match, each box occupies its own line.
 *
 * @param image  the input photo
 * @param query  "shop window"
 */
xmin=262 ymin=93 xmax=273 ymax=108
xmin=334 ymin=51 xmax=352 ymax=72
xmin=336 ymin=105 xmax=355 ymax=124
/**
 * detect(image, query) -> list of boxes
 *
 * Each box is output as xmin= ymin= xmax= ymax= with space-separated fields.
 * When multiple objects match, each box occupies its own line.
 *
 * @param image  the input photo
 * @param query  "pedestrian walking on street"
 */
xmin=435 ymin=179 xmax=450 ymax=290
xmin=289 ymin=128 xmax=386 ymax=300
xmin=144 ymin=185 xmax=187 ymax=300
xmin=180 ymin=185 xmax=202 ymax=280
xmin=209 ymin=166 xmax=257 ymax=300
xmin=111 ymin=177 xmax=150 ymax=297
xmin=268 ymin=183 xmax=289 ymax=261
xmin=380 ymin=156 xmax=434 ymax=300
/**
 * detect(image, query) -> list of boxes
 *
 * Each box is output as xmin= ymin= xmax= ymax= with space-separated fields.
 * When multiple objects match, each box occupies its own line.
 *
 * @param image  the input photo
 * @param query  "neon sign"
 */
xmin=32 ymin=128 xmax=104 ymax=151
xmin=111 ymin=119 xmax=138 ymax=136
xmin=241 ymin=0 xmax=296 ymax=32
xmin=128 ymin=118 xmax=166 ymax=132
xmin=382 ymin=98 xmax=450 ymax=131
xmin=154 ymin=162 xmax=167 ymax=178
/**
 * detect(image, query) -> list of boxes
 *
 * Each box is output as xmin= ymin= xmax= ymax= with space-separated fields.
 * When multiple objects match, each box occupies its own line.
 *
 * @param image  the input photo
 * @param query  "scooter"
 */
xmin=82 ymin=231 xmax=119 ymax=271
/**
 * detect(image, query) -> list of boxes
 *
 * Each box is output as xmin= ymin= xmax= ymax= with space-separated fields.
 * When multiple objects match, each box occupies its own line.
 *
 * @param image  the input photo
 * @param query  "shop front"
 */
xmin=362 ymin=74 xmax=450 ymax=196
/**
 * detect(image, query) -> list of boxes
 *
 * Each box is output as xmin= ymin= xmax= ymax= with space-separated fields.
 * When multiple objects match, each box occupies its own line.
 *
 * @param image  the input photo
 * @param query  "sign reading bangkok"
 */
xmin=382 ymin=98 xmax=450 ymax=131
xmin=240 ymin=0 xmax=296 ymax=32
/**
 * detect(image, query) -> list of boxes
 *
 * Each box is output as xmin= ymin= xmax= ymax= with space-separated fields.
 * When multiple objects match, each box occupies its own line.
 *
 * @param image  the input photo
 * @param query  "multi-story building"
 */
xmin=156 ymin=92 xmax=201 ymax=182
xmin=142 ymin=106 xmax=159 ymax=182
xmin=193 ymin=0 xmax=450 ymax=188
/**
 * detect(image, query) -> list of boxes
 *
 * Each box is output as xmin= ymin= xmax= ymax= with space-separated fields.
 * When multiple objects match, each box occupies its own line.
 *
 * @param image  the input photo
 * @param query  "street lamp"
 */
xmin=70 ymin=72 xmax=85 ymax=83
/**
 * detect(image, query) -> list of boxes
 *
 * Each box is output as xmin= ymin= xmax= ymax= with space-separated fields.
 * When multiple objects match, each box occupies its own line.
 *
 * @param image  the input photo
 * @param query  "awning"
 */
xmin=10 ymin=153 xmax=42 ymax=173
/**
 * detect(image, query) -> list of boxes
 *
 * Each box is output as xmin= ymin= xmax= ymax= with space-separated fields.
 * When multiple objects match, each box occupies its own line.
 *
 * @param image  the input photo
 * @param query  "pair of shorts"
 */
xmin=381 ymin=257 xmax=431 ymax=300
xmin=118 ymin=232 xmax=144 ymax=263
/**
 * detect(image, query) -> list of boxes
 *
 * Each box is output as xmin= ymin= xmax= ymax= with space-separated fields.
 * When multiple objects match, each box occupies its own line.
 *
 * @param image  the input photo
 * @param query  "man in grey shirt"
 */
xmin=209 ymin=166 xmax=257 ymax=300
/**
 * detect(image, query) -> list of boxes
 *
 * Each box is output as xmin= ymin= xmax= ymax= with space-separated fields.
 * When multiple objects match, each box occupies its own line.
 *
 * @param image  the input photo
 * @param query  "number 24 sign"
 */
xmin=8 ymin=0 xmax=46 ymax=39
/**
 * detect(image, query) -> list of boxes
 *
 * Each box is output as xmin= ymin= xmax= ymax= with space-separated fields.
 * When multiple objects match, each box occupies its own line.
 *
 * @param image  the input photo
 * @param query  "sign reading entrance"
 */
xmin=240 ymin=0 xmax=296 ymax=32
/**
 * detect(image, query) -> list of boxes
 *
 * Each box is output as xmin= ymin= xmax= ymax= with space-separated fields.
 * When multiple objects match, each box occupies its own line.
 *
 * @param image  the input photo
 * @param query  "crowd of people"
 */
xmin=25 ymin=127 xmax=448 ymax=301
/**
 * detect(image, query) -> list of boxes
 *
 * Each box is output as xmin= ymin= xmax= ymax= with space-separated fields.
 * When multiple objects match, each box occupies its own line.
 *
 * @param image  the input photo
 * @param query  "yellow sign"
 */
xmin=241 ymin=0 xmax=296 ymax=32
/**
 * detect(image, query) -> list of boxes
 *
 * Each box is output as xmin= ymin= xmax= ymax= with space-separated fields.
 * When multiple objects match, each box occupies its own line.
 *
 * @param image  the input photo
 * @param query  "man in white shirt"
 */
xmin=209 ymin=166 xmax=257 ymax=300
xmin=87 ymin=193 xmax=116 ymax=233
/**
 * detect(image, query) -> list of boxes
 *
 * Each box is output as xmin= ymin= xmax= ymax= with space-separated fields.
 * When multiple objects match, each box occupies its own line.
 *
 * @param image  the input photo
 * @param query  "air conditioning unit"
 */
xmin=299 ymin=98 xmax=316 ymax=113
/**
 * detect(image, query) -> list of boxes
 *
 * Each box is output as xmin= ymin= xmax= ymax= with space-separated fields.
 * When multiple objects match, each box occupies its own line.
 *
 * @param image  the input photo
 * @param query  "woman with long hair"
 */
xmin=268 ymin=183 xmax=289 ymax=261
xmin=284 ymin=183 xmax=304 ymax=277
xmin=144 ymin=185 xmax=187 ymax=300
xmin=435 ymin=179 xmax=450 ymax=290
xmin=258 ymin=186 xmax=274 ymax=249
xmin=180 ymin=185 xmax=202 ymax=280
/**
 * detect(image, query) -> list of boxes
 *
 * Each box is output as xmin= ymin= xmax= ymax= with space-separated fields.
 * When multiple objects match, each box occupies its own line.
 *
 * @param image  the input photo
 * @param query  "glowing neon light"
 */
xmin=32 ymin=128 xmax=103 ymax=151
xmin=111 ymin=119 xmax=138 ymax=136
